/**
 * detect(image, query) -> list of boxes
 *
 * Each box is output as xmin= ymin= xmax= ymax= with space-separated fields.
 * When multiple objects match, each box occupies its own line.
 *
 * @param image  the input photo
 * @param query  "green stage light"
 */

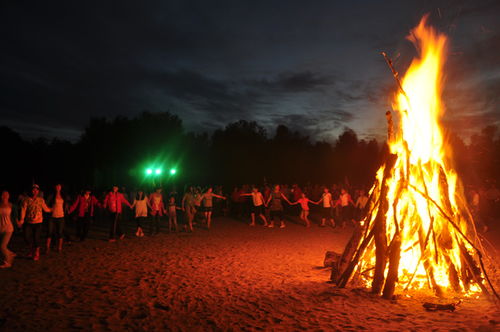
xmin=146 ymin=168 xmax=153 ymax=175
xmin=170 ymin=168 xmax=177 ymax=175
xmin=155 ymin=168 xmax=162 ymax=175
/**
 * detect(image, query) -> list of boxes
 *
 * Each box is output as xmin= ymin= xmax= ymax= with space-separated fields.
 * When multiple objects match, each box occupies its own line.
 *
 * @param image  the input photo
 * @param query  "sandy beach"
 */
xmin=0 ymin=215 xmax=499 ymax=331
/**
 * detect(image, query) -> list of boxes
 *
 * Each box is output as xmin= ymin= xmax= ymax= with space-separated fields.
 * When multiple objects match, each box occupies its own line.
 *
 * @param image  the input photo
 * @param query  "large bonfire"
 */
xmin=333 ymin=15 xmax=497 ymax=299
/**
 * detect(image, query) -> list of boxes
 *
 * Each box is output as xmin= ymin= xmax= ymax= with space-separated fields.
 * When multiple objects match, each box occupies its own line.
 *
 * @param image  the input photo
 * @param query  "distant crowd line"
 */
xmin=0 ymin=183 xmax=367 ymax=268
xmin=0 ymin=181 xmax=497 ymax=269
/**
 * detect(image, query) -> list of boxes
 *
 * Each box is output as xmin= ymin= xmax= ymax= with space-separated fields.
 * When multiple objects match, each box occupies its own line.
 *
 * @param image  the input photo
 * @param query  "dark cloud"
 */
xmin=264 ymin=108 xmax=355 ymax=142
xmin=457 ymin=0 xmax=500 ymax=17
xmin=0 ymin=0 xmax=498 ymax=141
xmin=250 ymin=71 xmax=333 ymax=93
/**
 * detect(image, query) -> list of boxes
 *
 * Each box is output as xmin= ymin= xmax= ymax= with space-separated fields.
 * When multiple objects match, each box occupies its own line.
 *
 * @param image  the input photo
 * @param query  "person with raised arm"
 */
xmin=200 ymin=187 xmax=226 ymax=229
xmin=290 ymin=192 xmax=318 ymax=227
xmin=240 ymin=186 xmax=268 ymax=227
xmin=103 ymin=185 xmax=132 ymax=242
xmin=315 ymin=187 xmax=335 ymax=228
xmin=69 ymin=189 xmax=101 ymax=241
xmin=18 ymin=184 xmax=52 ymax=261
xmin=265 ymin=184 xmax=292 ymax=229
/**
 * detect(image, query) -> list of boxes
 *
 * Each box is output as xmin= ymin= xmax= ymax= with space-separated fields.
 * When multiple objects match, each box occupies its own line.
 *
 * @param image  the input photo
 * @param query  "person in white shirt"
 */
xmin=240 ymin=186 xmax=268 ymax=227
xmin=0 ymin=191 xmax=15 ymax=268
xmin=315 ymin=187 xmax=335 ymax=227
xmin=339 ymin=188 xmax=355 ymax=227
xmin=46 ymin=184 xmax=67 ymax=253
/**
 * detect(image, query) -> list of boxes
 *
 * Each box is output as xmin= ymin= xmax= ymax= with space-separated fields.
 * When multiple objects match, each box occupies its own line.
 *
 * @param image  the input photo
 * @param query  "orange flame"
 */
xmin=357 ymin=16 xmax=481 ymax=295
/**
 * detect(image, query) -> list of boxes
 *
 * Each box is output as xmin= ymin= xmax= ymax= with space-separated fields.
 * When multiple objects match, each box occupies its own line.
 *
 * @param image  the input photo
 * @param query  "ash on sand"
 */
xmin=0 ymin=218 xmax=498 ymax=331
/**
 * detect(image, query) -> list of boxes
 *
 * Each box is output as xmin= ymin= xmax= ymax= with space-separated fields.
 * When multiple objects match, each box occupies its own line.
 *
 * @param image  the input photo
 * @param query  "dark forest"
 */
xmin=2 ymin=111 xmax=499 ymax=193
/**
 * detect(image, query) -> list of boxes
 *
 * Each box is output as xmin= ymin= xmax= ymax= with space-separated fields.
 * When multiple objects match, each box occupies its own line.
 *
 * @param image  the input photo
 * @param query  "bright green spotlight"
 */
xmin=146 ymin=168 xmax=153 ymax=175
xmin=169 ymin=168 xmax=177 ymax=175
xmin=155 ymin=168 xmax=162 ymax=175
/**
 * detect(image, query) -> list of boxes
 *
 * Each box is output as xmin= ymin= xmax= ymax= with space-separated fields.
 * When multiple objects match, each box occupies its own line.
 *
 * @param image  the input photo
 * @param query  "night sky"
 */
xmin=1 ymin=0 xmax=498 ymax=142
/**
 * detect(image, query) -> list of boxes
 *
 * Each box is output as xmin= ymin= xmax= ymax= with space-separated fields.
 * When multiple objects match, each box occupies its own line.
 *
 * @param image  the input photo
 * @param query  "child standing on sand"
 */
xmin=167 ymin=196 xmax=181 ymax=232
xmin=291 ymin=193 xmax=318 ymax=227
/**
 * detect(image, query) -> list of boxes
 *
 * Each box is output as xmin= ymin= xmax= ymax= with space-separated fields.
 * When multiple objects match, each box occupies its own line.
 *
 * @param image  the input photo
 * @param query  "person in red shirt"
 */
xmin=103 ymin=186 xmax=132 ymax=242
xmin=290 ymin=193 xmax=318 ymax=227
xmin=69 ymin=189 xmax=101 ymax=242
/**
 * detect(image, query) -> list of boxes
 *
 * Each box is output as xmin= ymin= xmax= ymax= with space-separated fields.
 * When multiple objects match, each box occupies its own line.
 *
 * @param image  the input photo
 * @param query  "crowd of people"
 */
xmin=0 ymin=182 xmax=371 ymax=268
xmin=1 ymin=181 xmax=497 ymax=269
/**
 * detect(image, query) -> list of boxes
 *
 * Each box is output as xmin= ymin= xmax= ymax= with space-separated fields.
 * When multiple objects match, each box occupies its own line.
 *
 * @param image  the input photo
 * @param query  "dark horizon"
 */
xmin=1 ymin=0 xmax=499 ymax=142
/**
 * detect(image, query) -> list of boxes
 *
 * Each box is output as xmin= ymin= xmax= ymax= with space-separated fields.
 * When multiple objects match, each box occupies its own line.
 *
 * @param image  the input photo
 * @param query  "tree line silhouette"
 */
xmin=1 ymin=111 xmax=498 ymax=193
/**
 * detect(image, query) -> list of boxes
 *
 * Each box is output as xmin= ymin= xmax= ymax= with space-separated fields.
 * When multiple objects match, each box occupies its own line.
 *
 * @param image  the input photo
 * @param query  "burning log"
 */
xmin=382 ymin=233 xmax=401 ymax=299
xmin=372 ymin=184 xmax=390 ymax=294
xmin=330 ymin=180 xmax=386 ymax=284
xmin=385 ymin=111 xmax=394 ymax=142
xmin=330 ymin=225 xmax=362 ymax=282
xmin=446 ymin=256 xmax=461 ymax=293
xmin=334 ymin=154 xmax=396 ymax=288
xmin=336 ymin=228 xmax=374 ymax=288
xmin=423 ymin=300 xmax=461 ymax=312
xmin=333 ymin=167 xmax=382 ymax=285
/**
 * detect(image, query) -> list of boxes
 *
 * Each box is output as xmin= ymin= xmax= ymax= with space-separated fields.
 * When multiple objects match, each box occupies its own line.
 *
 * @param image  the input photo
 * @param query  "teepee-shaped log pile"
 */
xmin=331 ymin=16 xmax=498 ymax=301
xmin=331 ymin=142 xmax=495 ymax=299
